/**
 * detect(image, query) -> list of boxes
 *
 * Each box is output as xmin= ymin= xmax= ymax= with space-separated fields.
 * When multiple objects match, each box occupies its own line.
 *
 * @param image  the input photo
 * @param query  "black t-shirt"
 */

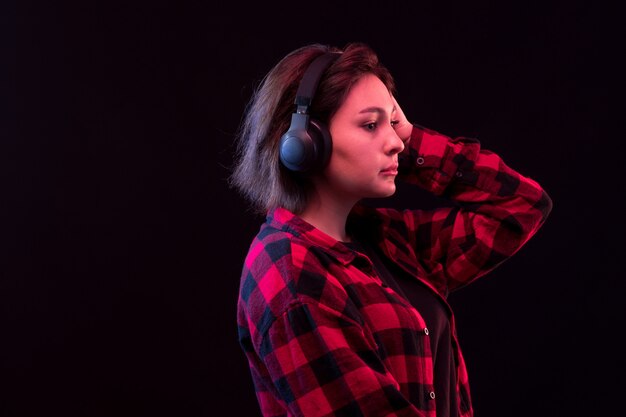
xmin=345 ymin=240 xmax=458 ymax=417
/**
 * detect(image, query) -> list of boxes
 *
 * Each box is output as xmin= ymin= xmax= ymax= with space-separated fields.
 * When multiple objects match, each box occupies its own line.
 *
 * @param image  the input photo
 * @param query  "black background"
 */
xmin=7 ymin=1 xmax=625 ymax=416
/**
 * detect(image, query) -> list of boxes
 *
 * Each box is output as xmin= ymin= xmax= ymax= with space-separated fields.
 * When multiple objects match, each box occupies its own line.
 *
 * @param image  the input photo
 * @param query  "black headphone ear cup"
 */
xmin=279 ymin=111 xmax=317 ymax=172
xmin=279 ymin=126 xmax=315 ymax=172
xmin=279 ymin=114 xmax=332 ymax=173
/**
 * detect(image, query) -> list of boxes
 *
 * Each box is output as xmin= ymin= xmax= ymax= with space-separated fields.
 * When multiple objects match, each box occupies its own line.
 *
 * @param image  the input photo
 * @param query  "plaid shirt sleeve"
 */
xmin=239 ymin=233 xmax=429 ymax=417
xmin=379 ymin=124 xmax=553 ymax=293
xmin=255 ymin=299 xmax=428 ymax=417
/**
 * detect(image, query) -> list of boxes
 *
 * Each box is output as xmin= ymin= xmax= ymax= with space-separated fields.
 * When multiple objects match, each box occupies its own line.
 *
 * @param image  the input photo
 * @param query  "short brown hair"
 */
xmin=229 ymin=42 xmax=395 ymax=215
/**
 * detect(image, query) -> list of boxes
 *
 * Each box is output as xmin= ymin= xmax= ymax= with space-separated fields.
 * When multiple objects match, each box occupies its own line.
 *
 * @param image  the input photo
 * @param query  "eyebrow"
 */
xmin=358 ymin=106 xmax=396 ymax=114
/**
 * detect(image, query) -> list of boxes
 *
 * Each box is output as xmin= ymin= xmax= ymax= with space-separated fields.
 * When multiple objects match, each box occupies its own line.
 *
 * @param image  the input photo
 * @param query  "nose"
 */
xmin=384 ymin=126 xmax=405 ymax=155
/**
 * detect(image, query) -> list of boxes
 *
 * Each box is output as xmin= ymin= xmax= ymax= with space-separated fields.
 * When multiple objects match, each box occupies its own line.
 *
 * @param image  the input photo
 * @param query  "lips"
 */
xmin=380 ymin=164 xmax=399 ymax=175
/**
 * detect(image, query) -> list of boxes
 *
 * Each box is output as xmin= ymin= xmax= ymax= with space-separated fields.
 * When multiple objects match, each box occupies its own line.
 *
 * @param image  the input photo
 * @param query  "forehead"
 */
xmin=338 ymin=74 xmax=394 ymax=115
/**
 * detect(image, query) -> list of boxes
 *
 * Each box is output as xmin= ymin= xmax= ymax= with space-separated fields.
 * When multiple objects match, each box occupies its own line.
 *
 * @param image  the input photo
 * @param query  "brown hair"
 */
xmin=229 ymin=42 xmax=395 ymax=215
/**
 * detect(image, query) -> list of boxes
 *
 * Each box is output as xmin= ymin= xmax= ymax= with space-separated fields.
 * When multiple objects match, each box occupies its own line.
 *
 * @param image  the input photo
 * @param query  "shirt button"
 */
xmin=455 ymin=171 xmax=463 ymax=178
xmin=416 ymin=156 xmax=425 ymax=165
xmin=423 ymin=327 xmax=429 ymax=335
xmin=429 ymin=391 xmax=436 ymax=400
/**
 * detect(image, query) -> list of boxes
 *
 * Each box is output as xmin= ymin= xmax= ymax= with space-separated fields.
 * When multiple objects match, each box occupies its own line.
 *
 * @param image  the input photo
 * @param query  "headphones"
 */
xmin=279 ymin=52 xmax=341 ymax=173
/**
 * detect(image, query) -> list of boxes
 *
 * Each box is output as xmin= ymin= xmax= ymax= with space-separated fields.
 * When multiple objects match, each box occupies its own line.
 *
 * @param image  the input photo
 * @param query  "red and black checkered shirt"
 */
xmin=237 ymin=124 xmax=552 ymax=417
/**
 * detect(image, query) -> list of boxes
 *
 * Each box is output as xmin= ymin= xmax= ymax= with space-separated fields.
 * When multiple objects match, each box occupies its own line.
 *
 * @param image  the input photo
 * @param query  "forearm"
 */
xmin=398 ymin=124 xmax=552 ymax=284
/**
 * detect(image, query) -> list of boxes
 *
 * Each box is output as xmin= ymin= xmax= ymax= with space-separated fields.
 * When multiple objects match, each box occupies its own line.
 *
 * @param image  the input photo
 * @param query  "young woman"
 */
xmin=230 ymin=42 xmax=552 ymax=417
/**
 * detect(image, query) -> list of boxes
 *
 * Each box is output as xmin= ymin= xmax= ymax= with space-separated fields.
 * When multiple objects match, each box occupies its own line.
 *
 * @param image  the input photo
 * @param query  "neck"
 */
xmin=299 ymin=188 xmax=357 ymax=243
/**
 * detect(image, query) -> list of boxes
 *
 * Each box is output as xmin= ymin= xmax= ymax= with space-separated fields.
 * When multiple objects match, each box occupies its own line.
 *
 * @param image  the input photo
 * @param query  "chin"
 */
xmin=373 ymin=185 xmax=396 ymax=198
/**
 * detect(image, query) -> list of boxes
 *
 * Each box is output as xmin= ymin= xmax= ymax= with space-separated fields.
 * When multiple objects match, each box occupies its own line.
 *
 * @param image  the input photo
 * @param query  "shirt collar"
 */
xmin=266 ymin=207 xmax=359 ymax=266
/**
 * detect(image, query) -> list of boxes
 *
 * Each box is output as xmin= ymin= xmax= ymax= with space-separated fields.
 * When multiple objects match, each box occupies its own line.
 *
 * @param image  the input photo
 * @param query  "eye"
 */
xmin=363 ymin=122 xmax=377 ymax=131
xmin=391 ymin=120 xmax=400 ymax=128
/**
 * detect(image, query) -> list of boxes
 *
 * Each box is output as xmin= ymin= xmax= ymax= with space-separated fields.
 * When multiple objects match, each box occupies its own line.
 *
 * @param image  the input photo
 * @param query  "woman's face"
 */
xmin=324 ymin=74 xmax=405 ymax=201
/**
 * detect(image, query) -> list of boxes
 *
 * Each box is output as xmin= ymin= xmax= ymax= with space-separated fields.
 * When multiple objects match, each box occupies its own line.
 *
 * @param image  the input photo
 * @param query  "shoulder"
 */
xmin=243 ymin=220 xmax=312 ymax=281
xmin=238 ymin=222 xmax=356 ymax=337
xmin=239 ymin=221 xmax=328 ymax=301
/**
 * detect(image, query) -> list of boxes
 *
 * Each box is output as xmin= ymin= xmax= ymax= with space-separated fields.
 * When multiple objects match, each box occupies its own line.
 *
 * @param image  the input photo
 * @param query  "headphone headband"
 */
xmin=294 ymin=52 xmax=341 ymax=110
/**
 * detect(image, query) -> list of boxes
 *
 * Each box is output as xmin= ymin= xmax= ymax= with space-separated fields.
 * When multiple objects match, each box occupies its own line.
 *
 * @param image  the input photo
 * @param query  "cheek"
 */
xmin=329 ymin=145 xmax=368 ymax=175
xmin=328 ymin=128 xmax=377 ymax=175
